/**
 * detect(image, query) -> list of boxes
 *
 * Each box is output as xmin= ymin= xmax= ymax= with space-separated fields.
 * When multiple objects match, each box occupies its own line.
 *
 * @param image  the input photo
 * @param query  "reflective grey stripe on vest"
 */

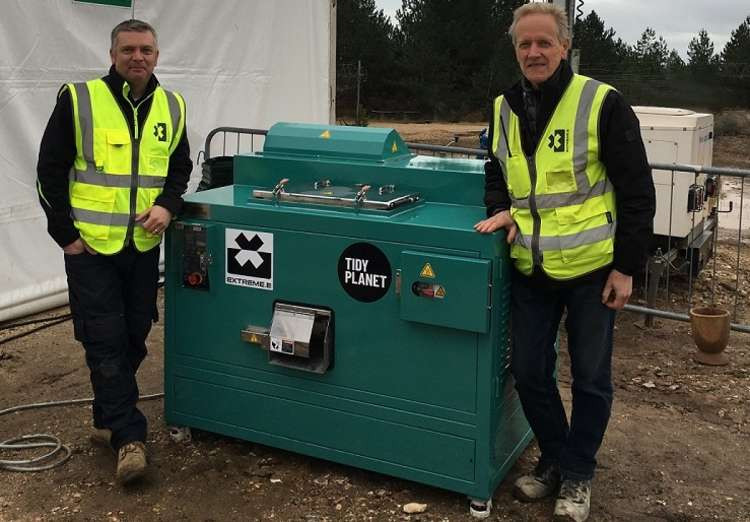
xmin=572 ymin=79 xmax=604 ymax=193
xmin=71 ymin=207 xmax=130 ymax=227
xmin=496 ymin=97 xmax=511 ymax=181
xmin=72 ymin=166 xmax=166 ymax=189
xmin=514 ymin=221 xmax=616 ymax=251
xmin=72 ymin=83 xmax=95 ymax=164
xmin=164 ymin=90 xmax=181 ymax=147
xmin=512 ymin=178 xmax=609 ymax=209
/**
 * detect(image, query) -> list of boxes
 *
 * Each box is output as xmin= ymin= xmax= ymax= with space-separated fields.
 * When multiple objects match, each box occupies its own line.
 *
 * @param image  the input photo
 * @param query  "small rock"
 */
xmin=335 ymin=503 xmax=342 ymax=510
xmin=270 ymin=478 xmax=282 ymax=484
xmin=643 ymin=381 xmax=656 ymax=388
xmin=402 ymin=502 xmax=428 ymax=514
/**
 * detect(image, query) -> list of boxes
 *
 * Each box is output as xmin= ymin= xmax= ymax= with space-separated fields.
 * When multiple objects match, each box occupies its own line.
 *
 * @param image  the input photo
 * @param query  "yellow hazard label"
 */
xmin=320 ymin=130 xmax=331 ymax=139
xmin=435 ymin=285 xmax=446 ymax=298
xmin=391 ymin=141 xmax=398 ymax=153
xmin=420 ymin=262 xmax=435 ymax=278
xmin=249 ymin=334 xmax=259 ymax=344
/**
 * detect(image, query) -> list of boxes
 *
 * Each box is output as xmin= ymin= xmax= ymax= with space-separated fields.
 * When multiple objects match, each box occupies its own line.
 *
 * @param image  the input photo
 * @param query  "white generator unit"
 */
xmin=634 ymin=107 xmax=716 ymax=273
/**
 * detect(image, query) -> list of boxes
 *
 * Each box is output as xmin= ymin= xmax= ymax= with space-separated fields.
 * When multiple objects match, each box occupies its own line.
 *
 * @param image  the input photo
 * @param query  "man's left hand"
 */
xmin=601 ymin=269 xmax=632 ymax=310
xmin=135 ymin=205 xmax=172 ymax=235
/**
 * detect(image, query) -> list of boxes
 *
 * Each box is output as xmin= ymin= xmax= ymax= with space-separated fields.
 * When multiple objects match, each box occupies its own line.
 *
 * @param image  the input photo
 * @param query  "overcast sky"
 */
xmin=374 ymin=0 xmax=750 ymax=59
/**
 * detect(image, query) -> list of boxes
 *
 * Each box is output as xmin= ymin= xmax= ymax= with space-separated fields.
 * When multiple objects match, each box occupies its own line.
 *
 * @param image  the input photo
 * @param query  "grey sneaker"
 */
xmin=116 ymin=441 xmax=147 ymax=485
xmin=553 ymin=479 xmax=591 ymax=522
xmin=512 ymin=462 xmax=560 ymax=502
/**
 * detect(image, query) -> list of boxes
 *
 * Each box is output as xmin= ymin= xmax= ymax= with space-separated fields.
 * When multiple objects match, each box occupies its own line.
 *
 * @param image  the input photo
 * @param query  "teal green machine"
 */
xmin=164 ymin=123 xmax=531 ymax=517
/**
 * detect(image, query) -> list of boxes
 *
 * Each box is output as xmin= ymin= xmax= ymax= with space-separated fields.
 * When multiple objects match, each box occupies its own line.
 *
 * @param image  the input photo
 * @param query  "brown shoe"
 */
xmin=116 ymin=441 xmax=147 ymax=485
xmin=90 ymin=428 xmax=112 ymax=447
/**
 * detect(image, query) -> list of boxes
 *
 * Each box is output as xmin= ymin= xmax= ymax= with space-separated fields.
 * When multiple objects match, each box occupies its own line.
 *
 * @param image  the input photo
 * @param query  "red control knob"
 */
xmin=187 ymin=272 xmax=204 ymax=286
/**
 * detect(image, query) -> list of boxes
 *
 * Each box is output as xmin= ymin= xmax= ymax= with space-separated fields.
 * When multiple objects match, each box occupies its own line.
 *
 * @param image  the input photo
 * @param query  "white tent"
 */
xmin=0 ymin=0 xmax=336 ymax=322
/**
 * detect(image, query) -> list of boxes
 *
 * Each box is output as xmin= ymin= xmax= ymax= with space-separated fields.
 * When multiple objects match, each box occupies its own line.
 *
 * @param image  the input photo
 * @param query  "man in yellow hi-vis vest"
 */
xmin=475 ymin=4 xmax=654 ymax=521
xmin=36 ymin=19 xmax=191 ymax=485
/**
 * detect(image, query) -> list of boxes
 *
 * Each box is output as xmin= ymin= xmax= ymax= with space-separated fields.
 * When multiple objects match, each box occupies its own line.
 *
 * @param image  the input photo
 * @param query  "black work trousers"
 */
xmin=64 ymin=245 xmax=159 ymax=451
xmin=510 ymin=267 xmax=615 ymax=481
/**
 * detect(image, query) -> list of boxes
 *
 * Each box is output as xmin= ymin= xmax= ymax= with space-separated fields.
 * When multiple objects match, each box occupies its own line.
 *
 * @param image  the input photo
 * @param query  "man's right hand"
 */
xmin=474 ymin=210 xmax=517 ymax=243
xmin=63 ymin=238 xmax=97 ymax=255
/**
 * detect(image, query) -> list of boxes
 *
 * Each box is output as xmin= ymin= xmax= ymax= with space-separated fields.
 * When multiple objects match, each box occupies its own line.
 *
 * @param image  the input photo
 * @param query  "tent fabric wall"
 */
xmin=0 ymin=0 xmax=333 ymax=322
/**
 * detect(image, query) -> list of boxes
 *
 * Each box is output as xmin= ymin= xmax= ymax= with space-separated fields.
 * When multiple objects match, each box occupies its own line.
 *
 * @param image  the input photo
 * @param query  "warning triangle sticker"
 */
xmin=435 ymin=285 xmax=446 ymax=298
xmin=249 ymin=334 xmax=259 ymax=344
xmin=391 ymin=141 xmax=398 ymax=153
xmin=320 ymin=130 xmax=331 ymax=139
xmin=420 ymin=262 xmax=435 ymax=278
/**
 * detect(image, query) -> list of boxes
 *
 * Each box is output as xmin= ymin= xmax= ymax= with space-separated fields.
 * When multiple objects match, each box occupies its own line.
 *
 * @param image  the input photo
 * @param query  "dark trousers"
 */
xmin=64 ymin=245 xmax=159 ymax=451
xmin=510 ymin=268 xmax=615 ymax=481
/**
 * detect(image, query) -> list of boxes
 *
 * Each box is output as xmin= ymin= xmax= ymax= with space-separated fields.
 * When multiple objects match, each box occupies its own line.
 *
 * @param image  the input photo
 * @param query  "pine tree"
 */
xmin=720 ymin=15 xmax=750 ymax=105
xmin=336 ymin=0 xmax=397 ymax=115
xmin=687 ymin=29 xmax=717 ymax=76
xmin=633 ymin=28 xmax=668 ymax=74
xmin=573 ymin=11 xmax=628 ymax=78
xmin=721 ymin=16 xmax=750 ymax=79
xmin=396 ymin=0 xmax=525 ymax=119
xmin=666 ymin=49 xmax=685 ymax=73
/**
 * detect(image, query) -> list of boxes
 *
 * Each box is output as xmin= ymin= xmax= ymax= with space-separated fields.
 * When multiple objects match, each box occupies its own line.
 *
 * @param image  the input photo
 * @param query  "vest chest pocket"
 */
xmin=506 ymin=155 xmax=531 ymax=200
xmin=545 ymin=169 xmax=577 ymax=194
xmin=104 ymin=130 xmax=132 ymax=174
xmin=143 ymin=154 xmax=169 ymax=176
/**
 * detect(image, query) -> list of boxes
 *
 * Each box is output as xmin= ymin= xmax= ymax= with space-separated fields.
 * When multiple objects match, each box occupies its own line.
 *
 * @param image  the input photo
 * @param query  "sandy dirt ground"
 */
xmin=1 ymin=127 xmax=749 ymax=522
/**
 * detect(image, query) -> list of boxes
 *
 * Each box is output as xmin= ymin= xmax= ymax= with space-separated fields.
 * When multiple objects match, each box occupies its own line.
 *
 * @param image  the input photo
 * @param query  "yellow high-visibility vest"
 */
xmin=67 ymin=78 xmax=185 ymax=254
xmin=492 ymin=74 xmax=616 ymax=280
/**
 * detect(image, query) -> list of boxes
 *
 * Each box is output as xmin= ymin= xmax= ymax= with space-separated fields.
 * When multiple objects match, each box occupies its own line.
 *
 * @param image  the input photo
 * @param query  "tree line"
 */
xmin=336 ymin=0 xmax=750 ymax=121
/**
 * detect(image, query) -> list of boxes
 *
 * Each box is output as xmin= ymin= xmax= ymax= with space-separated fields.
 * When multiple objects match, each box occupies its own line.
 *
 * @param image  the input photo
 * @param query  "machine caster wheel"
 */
xmin=168 ymin=426 xmax=192 ymax=443
xmin=468 ymin=498 xmax=492 ymax=519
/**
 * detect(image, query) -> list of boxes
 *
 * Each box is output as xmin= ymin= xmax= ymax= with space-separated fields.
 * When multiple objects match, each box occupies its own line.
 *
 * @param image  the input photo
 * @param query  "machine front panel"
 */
xmin=170 ymin=221 xmax=481 ymax=414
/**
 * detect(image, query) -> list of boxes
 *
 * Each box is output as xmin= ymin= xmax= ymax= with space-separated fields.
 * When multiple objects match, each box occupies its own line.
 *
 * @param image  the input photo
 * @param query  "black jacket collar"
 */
xmin=103 ymin=65 xmax=159 ymax=104
xmin=504 ymin=60 xmax=574 ymax=155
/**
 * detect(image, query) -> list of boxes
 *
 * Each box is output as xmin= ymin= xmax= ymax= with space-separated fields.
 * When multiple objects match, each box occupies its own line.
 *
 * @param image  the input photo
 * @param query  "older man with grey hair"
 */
xmin=475 ymin=3 xmax=655 ymax=521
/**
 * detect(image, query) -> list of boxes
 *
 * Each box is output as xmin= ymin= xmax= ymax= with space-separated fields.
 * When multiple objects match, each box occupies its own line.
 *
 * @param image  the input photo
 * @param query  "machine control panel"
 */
xmin=179 ymin=224 xmax=212 ymax=290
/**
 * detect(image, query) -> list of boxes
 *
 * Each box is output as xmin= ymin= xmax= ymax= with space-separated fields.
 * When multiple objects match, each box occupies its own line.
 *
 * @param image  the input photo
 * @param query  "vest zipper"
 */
xmin=121 ymin=91 xmax=155 ymax=246
xmin=523 ymin=80 xmax=577 ymax=269
xmin=527 ymin=158 xmax=543 ymax=267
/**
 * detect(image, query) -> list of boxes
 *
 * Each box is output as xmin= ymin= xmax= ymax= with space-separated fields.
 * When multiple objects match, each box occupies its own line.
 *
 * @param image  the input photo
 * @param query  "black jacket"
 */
xmin=484 ymin=60 xmax=655 ymax=278
xmin=36 ymin=66 xmax=192 ymax=249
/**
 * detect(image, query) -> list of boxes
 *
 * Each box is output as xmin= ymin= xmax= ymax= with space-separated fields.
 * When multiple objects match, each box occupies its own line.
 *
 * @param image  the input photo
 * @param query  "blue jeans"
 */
xmin=510 ymin=268 xmax=615 ymax=481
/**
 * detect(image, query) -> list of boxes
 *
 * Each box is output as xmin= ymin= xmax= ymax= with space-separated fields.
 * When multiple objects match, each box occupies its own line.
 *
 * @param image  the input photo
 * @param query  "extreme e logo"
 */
xmin=547 ymin=129 xmax=568 ymax=152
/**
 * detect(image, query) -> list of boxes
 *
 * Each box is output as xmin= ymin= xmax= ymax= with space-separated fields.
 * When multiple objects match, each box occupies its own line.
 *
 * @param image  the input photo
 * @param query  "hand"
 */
xmin=474 ymin=210 xmax=517 ymax=243
xmin=135 ymin=205 xmax=172 ymax=236
xmin=63 ymin=238 xmax=97 ymax=255
xmin=601 ymin=269 xmax=632 ymax=310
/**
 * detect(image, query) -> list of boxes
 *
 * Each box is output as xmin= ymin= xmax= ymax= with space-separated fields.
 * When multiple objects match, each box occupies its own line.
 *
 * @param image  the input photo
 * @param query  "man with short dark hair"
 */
xmin=475 ymin=3 xmax=655 ymax=521
xmin=37 ymin=19 xmax=191 ymax=484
